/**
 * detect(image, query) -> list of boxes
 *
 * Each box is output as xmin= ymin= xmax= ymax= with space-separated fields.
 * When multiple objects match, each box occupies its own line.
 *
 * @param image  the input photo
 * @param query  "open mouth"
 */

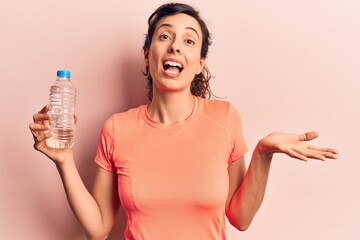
xmin=163 ymin=60 xmax=183 ymax=74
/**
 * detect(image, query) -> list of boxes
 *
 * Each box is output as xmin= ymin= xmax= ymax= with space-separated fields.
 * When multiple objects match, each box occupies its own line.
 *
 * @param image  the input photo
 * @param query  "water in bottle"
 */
xmin=47 ymin=70 xmax=76 ymax=148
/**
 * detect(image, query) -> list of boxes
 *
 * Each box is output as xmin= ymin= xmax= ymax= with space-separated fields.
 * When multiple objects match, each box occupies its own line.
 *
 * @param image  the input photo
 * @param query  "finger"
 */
xmin=287 ymin=149 xmax=308 ymax=161
xmin=33 ymin=138 xmax=49 ymax=152
xmin=308 ymin=148 xmax=338 ymax=159
xmin=33 ymin=113 xmax=52 ymax=124
xmin=33 ymin=105 xmax=50 ymax=122
xmin=294 ymin=148 xmax=326 ymax=161
xmin=29 ymin=122 xmax=51 ymax=144
xmin=308 ymin=145 xmax=338 ymax=154
xmin=321 ymin=152 xmax=337 ymax=159
xmin=29 ymin=123 xmax=50 ymax=132
xmin=299 ymin=131 xmax=319 ymax=141
xmin=39 ymin=105 xmax=49 ymax=114
xmin=33 ymin=131 xmax=52 ymax=143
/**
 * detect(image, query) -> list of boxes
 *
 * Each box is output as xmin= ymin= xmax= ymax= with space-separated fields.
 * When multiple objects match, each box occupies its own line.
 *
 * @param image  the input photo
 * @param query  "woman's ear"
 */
xmin=144 ymin=49 xmax=149 ymax=66
xmin=196 ymin=58 xmax=206 ymax=74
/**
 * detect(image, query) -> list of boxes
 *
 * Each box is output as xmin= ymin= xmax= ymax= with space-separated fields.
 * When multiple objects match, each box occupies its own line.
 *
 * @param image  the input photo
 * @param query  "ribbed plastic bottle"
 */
xmin=47 ymin=70 xmax=76 ymax=148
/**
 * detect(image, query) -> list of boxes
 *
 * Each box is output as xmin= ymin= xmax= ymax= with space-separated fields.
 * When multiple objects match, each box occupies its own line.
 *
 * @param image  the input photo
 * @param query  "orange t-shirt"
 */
xmin=95 ymin=97 xmax=247 ymax=240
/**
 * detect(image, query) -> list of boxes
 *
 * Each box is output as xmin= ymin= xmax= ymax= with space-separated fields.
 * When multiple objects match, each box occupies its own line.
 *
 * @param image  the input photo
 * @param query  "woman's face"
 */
xmin=145 ymin=13 xmax=205 ymax=94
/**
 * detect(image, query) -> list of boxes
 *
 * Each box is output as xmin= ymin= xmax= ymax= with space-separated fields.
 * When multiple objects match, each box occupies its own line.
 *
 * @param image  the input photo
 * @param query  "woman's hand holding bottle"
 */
xmin=29 ymin=105 xmax=76 ymax=166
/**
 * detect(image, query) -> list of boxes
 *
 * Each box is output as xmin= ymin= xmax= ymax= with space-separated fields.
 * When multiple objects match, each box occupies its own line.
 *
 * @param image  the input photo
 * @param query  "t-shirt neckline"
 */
xmin=142 ymin=96 xmax=200 ymax=129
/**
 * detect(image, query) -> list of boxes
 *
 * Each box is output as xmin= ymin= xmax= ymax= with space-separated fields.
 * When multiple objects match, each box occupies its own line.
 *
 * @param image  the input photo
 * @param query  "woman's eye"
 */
xmin=186 ymin=39 xmax=195 ymax=45
xmin=160 ymin=34 xmax=170 ymax=40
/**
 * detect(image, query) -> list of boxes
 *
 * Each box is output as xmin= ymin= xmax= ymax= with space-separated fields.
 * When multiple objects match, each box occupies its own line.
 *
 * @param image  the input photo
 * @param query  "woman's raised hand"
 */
xmin=29 ymin=105 xmax=74 ymax=166
xmin=257 ymin=131 xmax=338 ymax=161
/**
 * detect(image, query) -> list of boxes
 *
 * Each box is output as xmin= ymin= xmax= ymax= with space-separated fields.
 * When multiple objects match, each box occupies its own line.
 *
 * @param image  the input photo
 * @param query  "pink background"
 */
xmin=1 ymin=0 xmax=359 ymax=239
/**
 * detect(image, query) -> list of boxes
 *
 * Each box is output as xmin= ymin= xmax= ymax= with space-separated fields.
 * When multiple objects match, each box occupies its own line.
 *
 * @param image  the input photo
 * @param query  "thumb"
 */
xmin=299 ymin=131 xmax=319 ymax=141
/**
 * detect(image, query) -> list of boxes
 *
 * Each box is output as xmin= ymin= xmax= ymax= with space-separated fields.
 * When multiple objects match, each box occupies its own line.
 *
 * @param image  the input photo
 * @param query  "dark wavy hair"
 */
xmin=143 ymin=3 xmax=213 ymax=101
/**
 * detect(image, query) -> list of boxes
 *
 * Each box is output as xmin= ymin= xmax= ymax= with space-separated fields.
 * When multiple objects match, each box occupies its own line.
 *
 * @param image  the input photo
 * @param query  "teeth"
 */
xmin=164 ymin=61 xmax=182 ymax=68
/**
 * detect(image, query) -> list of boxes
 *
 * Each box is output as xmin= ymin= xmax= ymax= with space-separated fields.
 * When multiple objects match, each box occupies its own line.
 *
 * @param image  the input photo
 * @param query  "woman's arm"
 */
xmin=225 ymin=131 xmax=338 ymax=231
xmin=57 ymin=162 xmax=120 ymax=239
xmin=30 ymin=106 xmax=120 ymax=239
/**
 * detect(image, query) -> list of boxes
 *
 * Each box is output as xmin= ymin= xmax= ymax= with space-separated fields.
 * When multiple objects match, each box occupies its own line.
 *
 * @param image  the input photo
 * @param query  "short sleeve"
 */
xmin=94 ymin=116 xmax=116 ymax=172
xmin=228 ymin=104 xmax=248 ymax=163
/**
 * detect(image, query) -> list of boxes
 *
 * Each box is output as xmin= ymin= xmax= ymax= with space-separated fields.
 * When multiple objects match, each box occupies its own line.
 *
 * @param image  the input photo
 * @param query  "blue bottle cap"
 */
xmin=57 ymin=70 xmax=71 ymax=77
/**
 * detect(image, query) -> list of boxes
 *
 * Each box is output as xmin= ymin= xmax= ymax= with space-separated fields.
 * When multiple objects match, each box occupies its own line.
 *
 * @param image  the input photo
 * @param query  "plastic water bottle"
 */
xmin=47 ymin=70 xmax=76 ymax=148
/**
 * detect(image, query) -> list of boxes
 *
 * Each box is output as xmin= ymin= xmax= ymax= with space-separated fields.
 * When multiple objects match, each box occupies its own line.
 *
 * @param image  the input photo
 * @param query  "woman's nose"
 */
xmin=169 ymin=41 xmax=181 ymax=54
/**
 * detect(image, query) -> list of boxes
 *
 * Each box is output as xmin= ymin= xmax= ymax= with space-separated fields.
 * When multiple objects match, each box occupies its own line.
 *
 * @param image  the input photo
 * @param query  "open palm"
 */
xmin=258 ymin=131 xmax=338 ymax=161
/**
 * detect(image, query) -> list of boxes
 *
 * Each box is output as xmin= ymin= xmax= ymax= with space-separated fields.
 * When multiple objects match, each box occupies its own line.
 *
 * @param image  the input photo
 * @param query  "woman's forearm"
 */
xmin=56 ymin=159 xmax=109 ymax=239
xmin=227 ymin=140 xmax=272 ymax=231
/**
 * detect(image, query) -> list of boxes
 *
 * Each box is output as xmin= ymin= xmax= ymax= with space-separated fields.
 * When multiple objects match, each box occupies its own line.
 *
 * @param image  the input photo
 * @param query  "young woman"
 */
xmin=29 ymin=3 xmax=338 ymax=240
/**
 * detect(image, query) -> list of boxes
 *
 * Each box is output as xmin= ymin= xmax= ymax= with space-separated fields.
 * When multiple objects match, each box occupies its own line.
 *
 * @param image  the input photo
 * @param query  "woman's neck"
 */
xmin=147 ymin=91 xmax=195 ymax=124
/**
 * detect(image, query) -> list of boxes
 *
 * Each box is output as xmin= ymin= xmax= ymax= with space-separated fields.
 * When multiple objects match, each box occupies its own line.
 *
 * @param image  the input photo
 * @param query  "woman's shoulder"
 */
xmin=199 ymin=97 xmax=232 ymax=113
xmin=114 ymin=105 xmax=145 ymax=119
xmin=197 ymin=97 xmax=243 ymax=131
xmin=103 ymin=104 xmax=146 ymax=128
xmin=197 ymin=97 xmax=236 ymax=125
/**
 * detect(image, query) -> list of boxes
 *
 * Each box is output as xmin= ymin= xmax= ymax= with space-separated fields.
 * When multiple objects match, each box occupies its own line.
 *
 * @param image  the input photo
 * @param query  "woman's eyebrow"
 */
xmin=156 ymin=23 xmax=200 ymax=39
xmin=185 ymin=27 xmax=200 ymax=39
